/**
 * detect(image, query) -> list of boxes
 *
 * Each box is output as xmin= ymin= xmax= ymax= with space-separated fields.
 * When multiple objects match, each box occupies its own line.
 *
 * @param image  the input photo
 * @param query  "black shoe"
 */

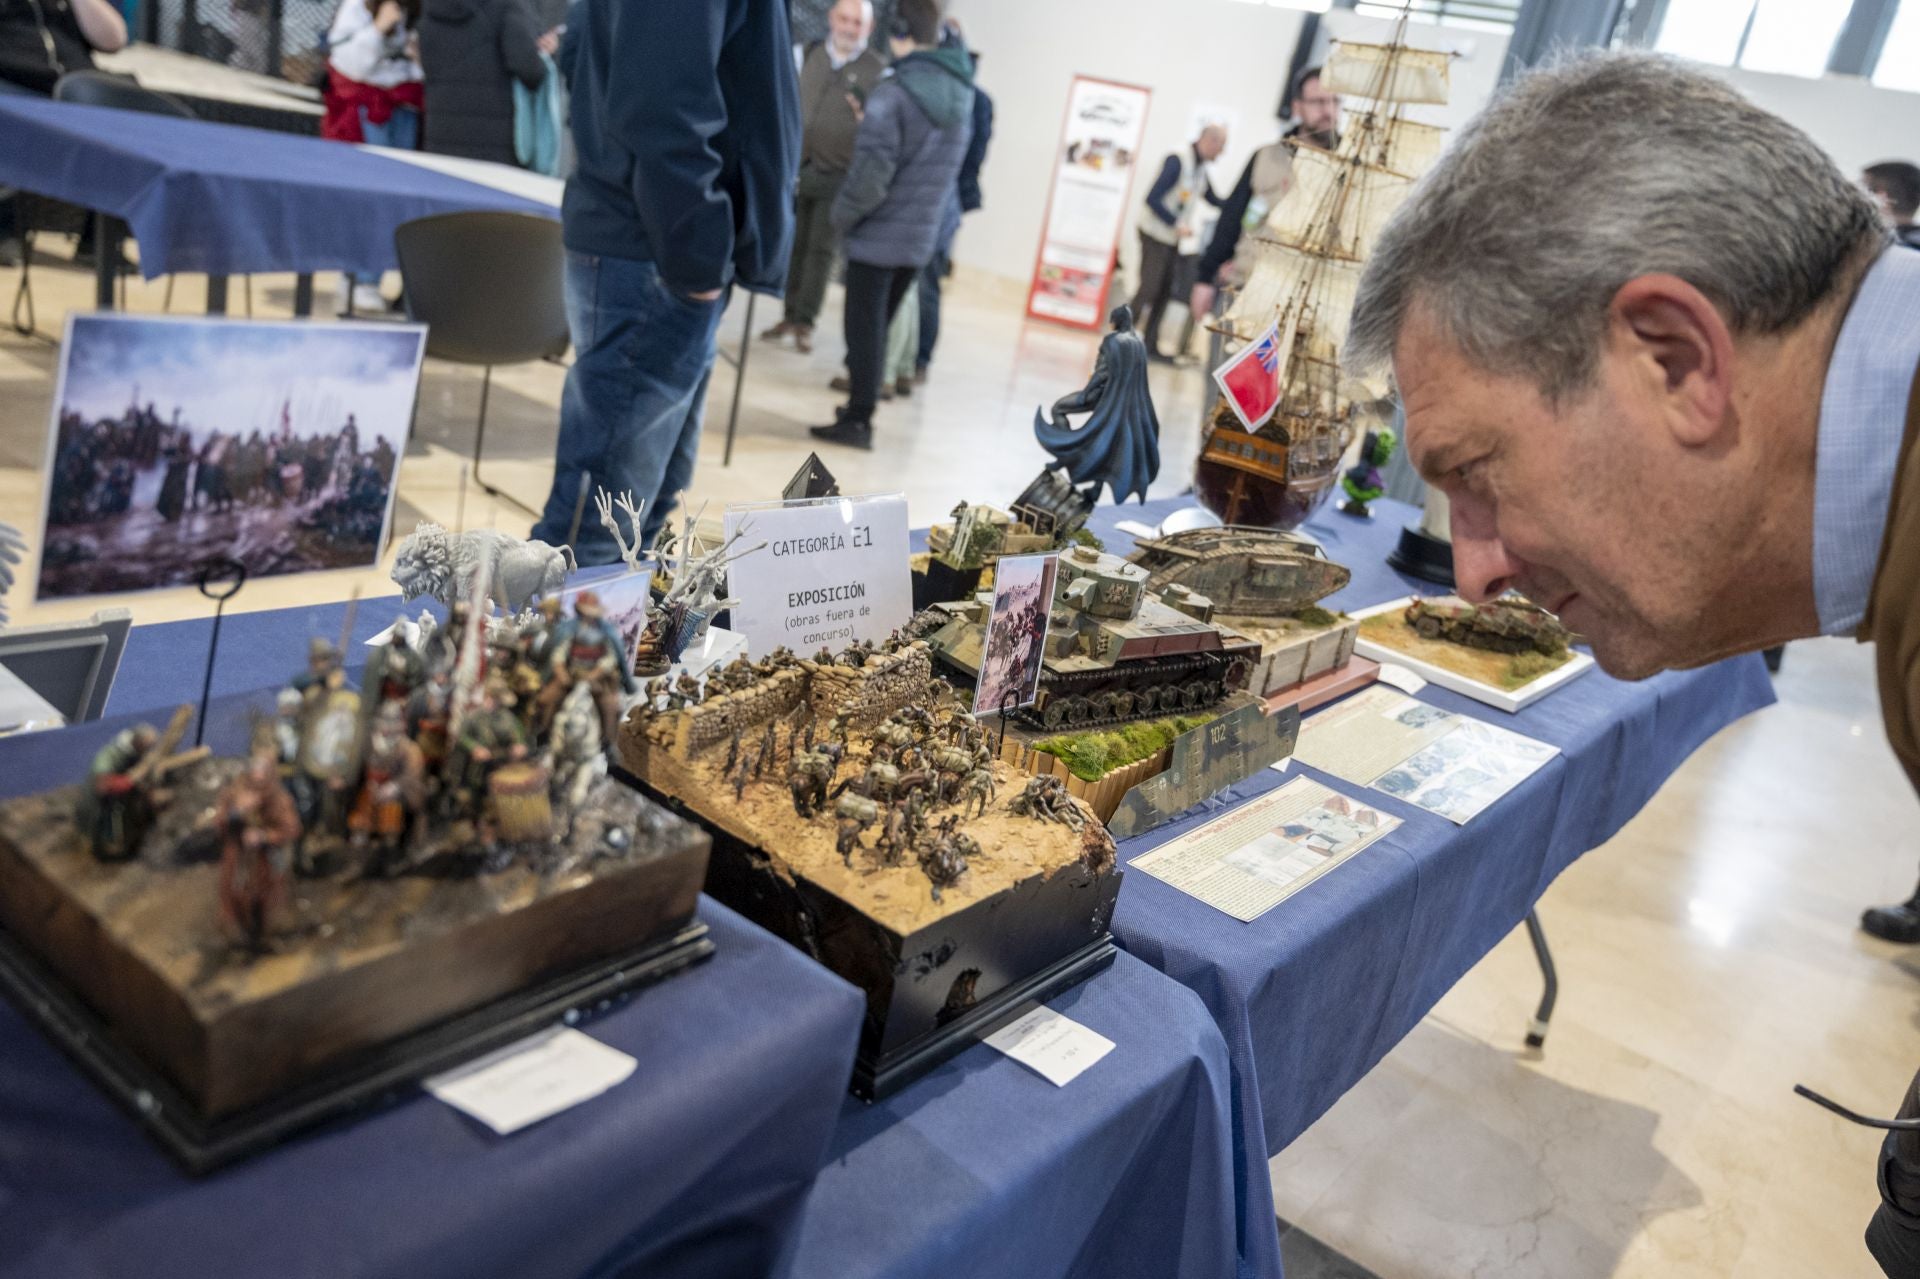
xmin=1863 ymin=890 xmax=1920 ymax=943
xmin=809 ymin=417 xmax=873 ymax=450
xmin=1146 ymin=350 xmax=1177 ymax=365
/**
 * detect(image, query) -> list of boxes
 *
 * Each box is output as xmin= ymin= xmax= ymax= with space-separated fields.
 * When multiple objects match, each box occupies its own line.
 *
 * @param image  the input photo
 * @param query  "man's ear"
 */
xmin=1607 ymin=274 xmax=1733 ymax=448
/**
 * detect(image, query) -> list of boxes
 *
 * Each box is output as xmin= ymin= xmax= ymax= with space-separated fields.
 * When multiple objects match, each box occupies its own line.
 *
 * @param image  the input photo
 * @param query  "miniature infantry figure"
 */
xmin=537 ymin=591 xmax=634 ymax=745
xmin=834 ymin=792 xmax=879 ymax=864
xmin=366 ymin=627 xmax=426 ymax=706
xmin=80 ymin=724 xmax=164 ymax=860
xmin=349 ymin=703 xmax=427 ymax=874
xmin=1033 ymin=304 xmax=1162 ymax=505
xmin=291 ymin=638 xmax=344 ymax=706
xmin=447 ymin=679 xmax=530 ymax=828
xmin=216 ymin=743 xmax=303 ymax=951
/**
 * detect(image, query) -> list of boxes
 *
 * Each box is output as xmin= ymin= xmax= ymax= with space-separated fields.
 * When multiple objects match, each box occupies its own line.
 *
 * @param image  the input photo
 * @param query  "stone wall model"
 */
xmin=670 ymin=666 xmax=809 ymax=759
xmin=804 ymin=643 xmax=932 ymax=730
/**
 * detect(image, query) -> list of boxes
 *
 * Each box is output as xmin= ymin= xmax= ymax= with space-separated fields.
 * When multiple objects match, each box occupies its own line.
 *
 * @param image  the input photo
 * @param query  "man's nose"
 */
xmin=1450 ymin=513 xmax=1520 ymax=603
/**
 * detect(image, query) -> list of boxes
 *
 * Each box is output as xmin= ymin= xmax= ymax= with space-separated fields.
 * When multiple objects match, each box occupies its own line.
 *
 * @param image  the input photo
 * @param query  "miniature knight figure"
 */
xmin=349 ymin=703 xmax=427 ymax=873
xmin=80 ymin=723 xmax=163 ymax=861
xmin=217 ymin=744 xmax=303 ymax=951
xmin=536 ymin=591 xmax=633 ymax=744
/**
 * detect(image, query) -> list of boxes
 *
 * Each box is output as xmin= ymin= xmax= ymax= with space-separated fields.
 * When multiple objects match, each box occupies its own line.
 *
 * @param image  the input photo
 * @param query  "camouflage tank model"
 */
xmin=1126 ymin=526 xmax=1350 ymax=618
xmin=922 ymin=545 xmax=1261 ymax=729
xmin=1403 ymin=595 xmax=1571 ymax=656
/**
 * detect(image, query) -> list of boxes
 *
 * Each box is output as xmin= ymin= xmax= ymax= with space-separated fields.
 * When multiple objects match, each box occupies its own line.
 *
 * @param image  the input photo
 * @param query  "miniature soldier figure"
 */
xmin=292 ymin=638 xmax=345 ymax=707
xmin=523 ymin=597 xmax=564 ymax=672
xmin=447 ymin=679 xmax=529 ymax=822
xmin=488 ymin=631 xmax=544 ymax=730
xmin=349 ymin=703 xmax=427 ymax=874
xmin=274 ymin=687 xmax=320 ymax=830
xmin=537 ymin=592 xmax=633 ymax=745
xmin=366 ymin=627 xmax=426 ymax=707
xmin=424 ymin=600 xmax=471 ymax=678
xmin=406 ymin=672 xmax=454 ymax=775
xmin=216 ymin=743 xmax=303 ymax=951
xmin=79 ymin=724 xmax=163 ymax=860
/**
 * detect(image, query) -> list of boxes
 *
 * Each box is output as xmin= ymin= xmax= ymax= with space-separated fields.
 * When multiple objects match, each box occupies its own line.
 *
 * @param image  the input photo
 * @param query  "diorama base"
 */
xmin=622 ymin=767 xmax=1120 ymax=1099
xmin=1262 ymin=656 xmax=1380 ymax=717
xmin=1387 ymin=523 xmax=1455 ymax=587
xmin=0 ymin=918 xmax=711 ymax=1174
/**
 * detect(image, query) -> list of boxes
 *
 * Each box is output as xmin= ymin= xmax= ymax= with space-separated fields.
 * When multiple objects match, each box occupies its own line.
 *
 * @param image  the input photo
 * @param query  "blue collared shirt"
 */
xmin=1814 ymin=244 xmax=1920 ymax=636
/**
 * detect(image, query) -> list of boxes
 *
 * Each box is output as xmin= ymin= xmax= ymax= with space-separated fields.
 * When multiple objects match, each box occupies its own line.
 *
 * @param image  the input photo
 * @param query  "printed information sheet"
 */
xmin=1128 ymin=778 xmax=1401 ymax=921
xmin=1292 ymin=685 xmax=1559 ymax=824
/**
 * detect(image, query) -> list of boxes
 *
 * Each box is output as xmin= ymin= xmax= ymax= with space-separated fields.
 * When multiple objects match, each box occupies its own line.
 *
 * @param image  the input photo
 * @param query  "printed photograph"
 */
xmin=36 ymin=314 xmax=426 ymax=600
xmin=974 ymin=552 xmax=1058 ymax=715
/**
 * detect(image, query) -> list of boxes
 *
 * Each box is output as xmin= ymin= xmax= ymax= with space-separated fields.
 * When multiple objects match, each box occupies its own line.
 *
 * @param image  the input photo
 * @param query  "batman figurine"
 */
xmin=1033 ymin=305 xmax=1162 ymax=505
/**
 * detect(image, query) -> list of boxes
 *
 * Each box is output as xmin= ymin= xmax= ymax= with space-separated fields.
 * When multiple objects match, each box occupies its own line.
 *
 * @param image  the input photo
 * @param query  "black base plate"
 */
xmin=1387 ymin=522 xmax=1455 ymax=588
xmin=0 ymin=919 xmax=713 ymax=1175
xmin=853 ymin=935 xmax=1117 ymax=1100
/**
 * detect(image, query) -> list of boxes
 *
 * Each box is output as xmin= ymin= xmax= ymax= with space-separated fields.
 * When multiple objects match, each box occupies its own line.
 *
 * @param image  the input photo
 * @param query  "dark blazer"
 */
xmin=561 ymin=0 xmax=800 ymax=297
xmin=418 ymin=0 xmax=546 ymax=167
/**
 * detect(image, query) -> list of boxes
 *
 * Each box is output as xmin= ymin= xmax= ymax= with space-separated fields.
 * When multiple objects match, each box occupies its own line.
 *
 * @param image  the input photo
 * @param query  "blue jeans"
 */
xmin=355 ymin=106 xmax=419 ymax=287
xmin=533 ymin=251 xmax=726 ymax=564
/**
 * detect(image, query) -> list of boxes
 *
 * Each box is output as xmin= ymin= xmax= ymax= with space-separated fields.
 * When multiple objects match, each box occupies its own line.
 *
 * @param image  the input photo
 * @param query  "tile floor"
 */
xmin=3 ymin=246 xmax=1914 ymax=1278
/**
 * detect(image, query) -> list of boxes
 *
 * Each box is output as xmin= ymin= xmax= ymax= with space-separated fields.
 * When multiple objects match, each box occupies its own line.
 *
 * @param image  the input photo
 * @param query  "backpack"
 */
xmin=513 ymin=51 xmax=562 ymax=176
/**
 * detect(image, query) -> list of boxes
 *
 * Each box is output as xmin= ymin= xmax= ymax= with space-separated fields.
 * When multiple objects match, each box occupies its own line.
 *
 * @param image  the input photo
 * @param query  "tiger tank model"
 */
xmin=924 ymin=545 xmax=1260 ymax=730
xmin=1126 ymin=526 xmax=1350 ymax=619
xmin=1404 ymin=595 xmax=1570 ymax=656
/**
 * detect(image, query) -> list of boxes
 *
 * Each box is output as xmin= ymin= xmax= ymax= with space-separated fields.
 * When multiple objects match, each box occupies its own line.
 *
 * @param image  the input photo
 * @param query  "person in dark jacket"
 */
xmin=418 ymin=0 xmax=552 ymax=167
xmin=529 ymin=0 xmax=800 ymax=562
xmin=0 ymin=0 xmax=124 ymax=95
xmin=759 ymin=0 xmax=884 ymax=353
xmin=914 ymin=27 xmax=990 ymax=382
xmin=810 ymin=0 xmax=973 ymax=451
xmin=1132 ymin=124 xmax=1226 ymax=362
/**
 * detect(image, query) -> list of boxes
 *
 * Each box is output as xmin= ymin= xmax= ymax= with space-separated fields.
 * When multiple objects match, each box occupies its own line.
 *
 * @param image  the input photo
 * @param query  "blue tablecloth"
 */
xmin=0 ymin=697 xmax=866 ymax=1279
xmin=788 ymin=951 xmax=1240 ymax=1279
xmin=0 ymin=97 xmax=554 ymax=279
xmin=1080 ymin=496 xmax=1779 ymax=1279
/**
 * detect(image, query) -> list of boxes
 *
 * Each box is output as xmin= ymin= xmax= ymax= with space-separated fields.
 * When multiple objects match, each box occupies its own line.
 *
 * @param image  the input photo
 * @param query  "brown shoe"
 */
xmin=913 ymin=364 xmax=929 ymax=385
xmin=793 ymin=324 xmax=813 ymax=354
xmin=758 ymin=320 xmax=792 ymax=343
xmin=829 ymin=373 xmax=851 ymax=392
xmin=894 ymin=375 xmax=913 ymax=398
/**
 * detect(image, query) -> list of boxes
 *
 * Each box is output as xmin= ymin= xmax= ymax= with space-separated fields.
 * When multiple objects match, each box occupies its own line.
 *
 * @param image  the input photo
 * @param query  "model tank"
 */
xmin=923 ymin=545 xmax=1260 ymax=729
xmin=1126 ymin=526 xmax=1350 ymax=618
xmin=1404 ymin=595 xmax=1570 ymax=656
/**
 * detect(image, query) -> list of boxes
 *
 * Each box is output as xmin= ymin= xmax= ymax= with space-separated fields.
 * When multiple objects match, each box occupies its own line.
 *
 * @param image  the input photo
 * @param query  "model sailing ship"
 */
xmin=1197 ymin=25 xmax=1451 ymax=529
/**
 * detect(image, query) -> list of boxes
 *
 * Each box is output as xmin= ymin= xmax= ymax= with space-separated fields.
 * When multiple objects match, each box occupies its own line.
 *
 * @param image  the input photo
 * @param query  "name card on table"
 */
xmin=985 ymin=1005 xmax=1115 ymax=1086
xmin=723 ymin=494 xmax=912 ymax=657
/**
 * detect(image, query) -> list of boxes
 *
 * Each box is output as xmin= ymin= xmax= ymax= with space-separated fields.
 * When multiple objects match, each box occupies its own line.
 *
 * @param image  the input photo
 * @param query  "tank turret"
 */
xmin=1126 ymin=525 xmax=1350 ymax=617
xmin=923 ymin=546 xmax=1261 ymax=730
xmin=1403 ymin=595 xmax=1570 ymax=656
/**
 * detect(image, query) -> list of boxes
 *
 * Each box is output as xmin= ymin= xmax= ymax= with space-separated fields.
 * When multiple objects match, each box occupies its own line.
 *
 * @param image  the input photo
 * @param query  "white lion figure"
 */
xmin=390 ymin=523 xmax=575 ymax=614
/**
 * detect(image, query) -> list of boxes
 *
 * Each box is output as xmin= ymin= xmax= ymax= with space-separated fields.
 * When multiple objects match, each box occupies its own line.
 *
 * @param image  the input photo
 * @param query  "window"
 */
xmin=1875 ymin=0 xmax=1920 ymax=91
xmin=1350 ymin=0 xmax=1524 ymax=33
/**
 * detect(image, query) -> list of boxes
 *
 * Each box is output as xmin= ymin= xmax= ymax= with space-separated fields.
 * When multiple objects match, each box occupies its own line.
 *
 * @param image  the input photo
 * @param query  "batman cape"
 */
xmin=1033 ymin=318 xmax=1162 ymax=505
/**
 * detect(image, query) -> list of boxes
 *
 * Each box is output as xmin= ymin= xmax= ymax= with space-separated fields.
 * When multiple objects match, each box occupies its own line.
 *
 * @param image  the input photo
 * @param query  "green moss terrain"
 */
xmin=1292 ymin=605 xmax=1340 ymax=628
xmin=1070 ymin=528 xmax=1105 ymax=552
xmin=1033 ymin=713 xmax=1215 ymax=782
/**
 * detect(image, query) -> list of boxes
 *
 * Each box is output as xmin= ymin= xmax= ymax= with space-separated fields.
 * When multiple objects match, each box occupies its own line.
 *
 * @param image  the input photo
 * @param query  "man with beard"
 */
xmin=1341 ymin=52 xmax=1920 ymax=1276
xmin=1190 ymin=65 xmax=1341 ymax=320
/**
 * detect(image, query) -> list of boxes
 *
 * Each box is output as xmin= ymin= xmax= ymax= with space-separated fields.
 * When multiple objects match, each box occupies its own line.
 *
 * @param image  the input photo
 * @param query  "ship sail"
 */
xmin=1218 ymin=240 xmax=1363 ymax=351
xmin=1339 ymin=111 xmax=1445 ymax=177
xmin=1321 ymin=41 xmax=1451 ymax=105
xmin=1259 ymin=147 xmax=1414 ymax=263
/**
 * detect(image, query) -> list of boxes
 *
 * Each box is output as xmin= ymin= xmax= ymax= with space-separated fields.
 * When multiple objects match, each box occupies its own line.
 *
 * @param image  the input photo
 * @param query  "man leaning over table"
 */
xmin=1342 ymin=51 xmax=1920 ymax=1279
xmin=529 ymin=0 xmax=799 ymax=564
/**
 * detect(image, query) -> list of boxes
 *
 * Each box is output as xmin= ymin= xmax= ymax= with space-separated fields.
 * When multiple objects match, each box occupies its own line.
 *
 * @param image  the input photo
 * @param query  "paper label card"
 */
xmin=1128 ymin=777 xmax=1400 ymax=921
xmin=721 ymin=493 xmax=912 ymax=657
xmin=424 ymin=1027 xmax=637 ymax=1135
xmin=984 ymin=1005 xmax=1115 ymax=1086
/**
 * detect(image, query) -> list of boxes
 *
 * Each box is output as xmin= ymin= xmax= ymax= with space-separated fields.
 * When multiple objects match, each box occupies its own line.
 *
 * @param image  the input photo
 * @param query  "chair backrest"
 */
xmin=394 ymin=211 xmax=569 ymax=367
xmin=53 ymin=70 xmax=197 ymax=119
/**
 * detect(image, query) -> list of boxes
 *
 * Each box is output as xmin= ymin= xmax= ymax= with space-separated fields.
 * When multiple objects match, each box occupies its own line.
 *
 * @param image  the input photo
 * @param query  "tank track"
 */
xmin=1017 ymin=651 xmax=1247 ymax=731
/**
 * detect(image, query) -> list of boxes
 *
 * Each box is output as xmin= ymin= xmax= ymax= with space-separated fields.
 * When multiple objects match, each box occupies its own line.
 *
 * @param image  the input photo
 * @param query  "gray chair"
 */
xmin=394 ymin=210 xmax=569 ymax=518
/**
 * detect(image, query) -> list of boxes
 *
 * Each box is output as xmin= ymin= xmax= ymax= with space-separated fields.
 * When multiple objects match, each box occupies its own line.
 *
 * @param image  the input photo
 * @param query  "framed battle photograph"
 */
xmin=973 ymin=552 xmax=1058 ymax=716
xmin=35 ymin=314 xmax=426 ymax=601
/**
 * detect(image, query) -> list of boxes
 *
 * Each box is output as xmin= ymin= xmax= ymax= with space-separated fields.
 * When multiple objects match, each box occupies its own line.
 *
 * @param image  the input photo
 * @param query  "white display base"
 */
xmin=1348 ymin=597 xmax=1594 ymax=714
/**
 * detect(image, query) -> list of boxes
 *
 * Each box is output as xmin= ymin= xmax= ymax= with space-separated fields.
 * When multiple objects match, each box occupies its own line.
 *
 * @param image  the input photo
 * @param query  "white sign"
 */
xmin=985 ymin=1005 xmax=1115 ymax=1086
xmin=1027 ymin=75 xmax=1153 ymax=330
xmin=424 ymin=1027 xmax=637 ymax=1135
xmin=722 ymin=493 xmax=912 ymax=657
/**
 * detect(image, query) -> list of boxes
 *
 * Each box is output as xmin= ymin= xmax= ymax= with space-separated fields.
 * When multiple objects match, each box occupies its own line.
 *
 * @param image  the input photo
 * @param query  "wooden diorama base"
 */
xmin=0 ymin=762 xmax=712 ymax=1168
xmin=618 ymin=746 xmax=1121 ymax=1098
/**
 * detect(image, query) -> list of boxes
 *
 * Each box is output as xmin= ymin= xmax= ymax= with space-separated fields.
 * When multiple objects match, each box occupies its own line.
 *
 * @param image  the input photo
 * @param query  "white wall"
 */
xmin=945 ymin=0 xmax=1513 ymax=288
xmin=947 ymin=0 xmax=1311 ymax=285
xmin=1709 ymin=65 xmax=1920 ymax=178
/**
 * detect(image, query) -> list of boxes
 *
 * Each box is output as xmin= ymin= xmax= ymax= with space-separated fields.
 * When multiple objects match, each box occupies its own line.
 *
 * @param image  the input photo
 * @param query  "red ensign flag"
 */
xmin=1211 ymin=320 xmax=1284 ymax=431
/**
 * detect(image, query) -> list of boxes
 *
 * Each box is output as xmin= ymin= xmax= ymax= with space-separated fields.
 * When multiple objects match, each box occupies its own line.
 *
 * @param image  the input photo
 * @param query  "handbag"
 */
xmin=513 ymin=51 xmax=562 ymax=176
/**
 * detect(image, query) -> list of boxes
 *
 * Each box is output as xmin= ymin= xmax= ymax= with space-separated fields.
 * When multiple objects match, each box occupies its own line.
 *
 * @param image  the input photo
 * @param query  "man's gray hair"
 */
xmin=1345 ymin=51 xmax=1886 ymax=400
